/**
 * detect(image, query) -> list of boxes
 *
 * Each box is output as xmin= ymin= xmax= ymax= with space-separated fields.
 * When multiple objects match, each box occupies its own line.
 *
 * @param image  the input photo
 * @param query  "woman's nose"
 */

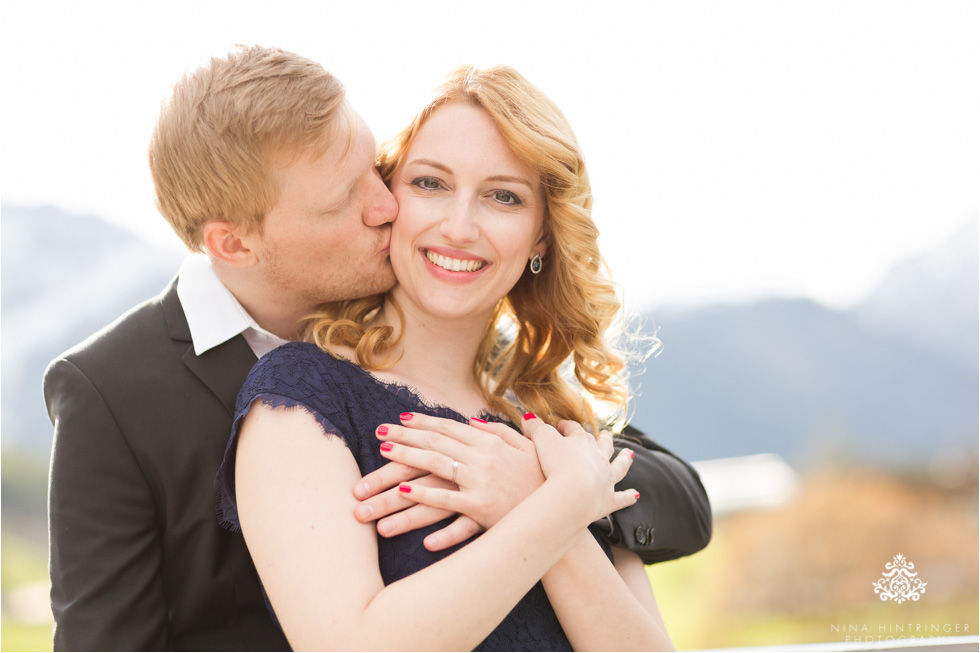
xmin=439 ymin=198 xmax=479 ymax=243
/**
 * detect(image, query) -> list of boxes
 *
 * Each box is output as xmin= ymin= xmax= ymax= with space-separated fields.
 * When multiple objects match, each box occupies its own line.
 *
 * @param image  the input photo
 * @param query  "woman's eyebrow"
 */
xmin=407 ymin=158 xmax=533 ymax=189
xmin=406 ymin=158 xmax=452 ymax=174
xmin=486 ymin=174 xmax=533 ymax=189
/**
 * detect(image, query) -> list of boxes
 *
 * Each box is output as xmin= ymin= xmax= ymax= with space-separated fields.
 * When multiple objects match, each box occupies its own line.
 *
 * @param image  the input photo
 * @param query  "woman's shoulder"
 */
xmin=253 ymin=341 xmax=356 ymax=376
xmin=238 ymin=342 xmax=364 ymax=405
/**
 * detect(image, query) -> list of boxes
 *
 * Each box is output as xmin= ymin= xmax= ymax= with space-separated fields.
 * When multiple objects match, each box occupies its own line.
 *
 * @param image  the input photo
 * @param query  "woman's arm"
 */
xmin=541 ymin=538 xmax=673 ymax=651
xmin=235 ymin=405 xmax=625 ymax=651
xmin=536 ymin=420 xmax=673 ymax=651
xmin=367 ymin=415 xmax=672 ymax=650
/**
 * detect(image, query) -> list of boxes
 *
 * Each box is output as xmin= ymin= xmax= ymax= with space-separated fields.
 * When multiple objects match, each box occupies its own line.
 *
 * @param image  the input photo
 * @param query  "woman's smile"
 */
xmin=423 ymin=247 xmax=488 ymax=274
xmin=387 ymin=102 xmax=546 ymax=321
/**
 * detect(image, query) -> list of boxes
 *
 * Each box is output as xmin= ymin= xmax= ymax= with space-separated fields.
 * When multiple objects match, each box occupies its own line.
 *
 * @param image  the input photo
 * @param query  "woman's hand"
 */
xmin=386 ymin=412 xmax=639 ymax=533
xmin=373 ymin=413 xmax=546 ymax=531
xmin=522 ymin=415 xmax=639 ymax=526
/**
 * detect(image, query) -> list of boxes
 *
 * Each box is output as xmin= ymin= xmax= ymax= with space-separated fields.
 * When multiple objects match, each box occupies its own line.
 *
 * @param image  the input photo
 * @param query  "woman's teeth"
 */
xmin=426 ymin=250 xmax=485 ymax=272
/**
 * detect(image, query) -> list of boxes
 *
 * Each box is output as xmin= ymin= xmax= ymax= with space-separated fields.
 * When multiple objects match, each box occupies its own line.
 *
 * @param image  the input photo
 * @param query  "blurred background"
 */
xmin=2 ymin=1 xmax=977 ymax=650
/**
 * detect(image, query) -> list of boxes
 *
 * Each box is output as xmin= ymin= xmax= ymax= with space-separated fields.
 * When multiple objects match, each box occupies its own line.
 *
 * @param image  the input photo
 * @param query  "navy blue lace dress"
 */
xmin=215 ymin=342 xmax=611 ymax=651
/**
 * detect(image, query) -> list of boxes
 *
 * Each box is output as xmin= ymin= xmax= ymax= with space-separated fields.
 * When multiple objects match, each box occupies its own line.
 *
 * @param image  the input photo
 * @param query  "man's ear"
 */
xmin=202 ymin=221 xmax=258 ymax=268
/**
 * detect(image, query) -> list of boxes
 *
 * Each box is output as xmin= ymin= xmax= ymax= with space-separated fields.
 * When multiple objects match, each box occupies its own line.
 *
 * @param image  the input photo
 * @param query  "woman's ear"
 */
xmin=532 ymin=235 xmax=549 ymax=260
xmin=202 ymin=221 xmax=258 ymax=268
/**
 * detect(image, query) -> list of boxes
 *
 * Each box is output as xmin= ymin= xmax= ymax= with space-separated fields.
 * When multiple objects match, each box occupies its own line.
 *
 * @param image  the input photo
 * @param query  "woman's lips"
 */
xmin=423 ymin=248 xmax=487 ymax=272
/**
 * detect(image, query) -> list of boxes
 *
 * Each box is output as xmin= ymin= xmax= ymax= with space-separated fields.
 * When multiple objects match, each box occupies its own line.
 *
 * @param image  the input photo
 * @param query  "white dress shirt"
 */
xmin=176 ymin=255 xmax=289 ymax=359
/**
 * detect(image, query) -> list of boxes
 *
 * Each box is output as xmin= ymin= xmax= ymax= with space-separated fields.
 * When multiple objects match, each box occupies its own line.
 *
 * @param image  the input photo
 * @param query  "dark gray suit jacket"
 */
xmin=44 ymin=279 xmax=710 ymax=651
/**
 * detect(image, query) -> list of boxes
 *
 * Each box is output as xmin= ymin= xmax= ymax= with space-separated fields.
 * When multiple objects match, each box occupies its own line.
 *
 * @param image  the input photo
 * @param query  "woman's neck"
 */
xmin=369 ymin=298 xmax=493 ymax=418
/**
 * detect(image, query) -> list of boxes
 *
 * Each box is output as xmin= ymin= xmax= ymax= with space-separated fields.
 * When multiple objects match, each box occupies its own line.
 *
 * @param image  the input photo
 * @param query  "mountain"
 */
xmin=852 ymin=220 xmax=979 ymax=377
xmin=1 ymin=203 xmax=977 ymax=469
xmin=1 ymin=203 xmax=184 ymax=451
xmin=630 ymin=220 xmax=979 ymax=467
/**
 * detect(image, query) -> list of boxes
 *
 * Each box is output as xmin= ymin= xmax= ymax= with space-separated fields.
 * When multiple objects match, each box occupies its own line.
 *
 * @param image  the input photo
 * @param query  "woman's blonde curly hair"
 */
xmin=306 ymin=65 xmax=638 ymax=433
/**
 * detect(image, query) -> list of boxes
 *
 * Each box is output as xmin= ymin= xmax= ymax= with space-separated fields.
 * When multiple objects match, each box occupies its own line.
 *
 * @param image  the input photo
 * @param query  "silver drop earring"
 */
xmin=529 ymin=253 xmax=543 ymax=274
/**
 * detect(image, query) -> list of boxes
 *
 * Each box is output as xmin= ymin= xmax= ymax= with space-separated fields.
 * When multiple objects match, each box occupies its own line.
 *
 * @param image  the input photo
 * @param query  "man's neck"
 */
xmin=211 ymin=261 xmax=305 ymax=341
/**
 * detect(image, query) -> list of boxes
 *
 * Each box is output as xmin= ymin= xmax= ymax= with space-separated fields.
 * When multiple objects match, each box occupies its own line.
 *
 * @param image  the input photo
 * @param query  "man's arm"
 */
xmin=603 ymin=425 xmax=712 ymax=564
xmin=45 ymin=358 xmax=170 ymax=651
xmin=354 ymin=417 xmax=711 ymax=563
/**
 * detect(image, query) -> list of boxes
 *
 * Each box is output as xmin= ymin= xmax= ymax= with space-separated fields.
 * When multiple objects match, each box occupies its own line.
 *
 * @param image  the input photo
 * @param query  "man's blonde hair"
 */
xmin=149 ymin=45 xmax=348 ymax=251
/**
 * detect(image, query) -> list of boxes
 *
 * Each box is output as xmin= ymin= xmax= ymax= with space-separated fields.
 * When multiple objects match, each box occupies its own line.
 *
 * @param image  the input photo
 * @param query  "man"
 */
xmin=45 ymin=45 xmax=710 ymax=651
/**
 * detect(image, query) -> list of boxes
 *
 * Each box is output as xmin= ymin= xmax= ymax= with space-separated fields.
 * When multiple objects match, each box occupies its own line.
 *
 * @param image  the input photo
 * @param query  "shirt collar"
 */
xmin=176 ymin=254 xmax=285 ymax=356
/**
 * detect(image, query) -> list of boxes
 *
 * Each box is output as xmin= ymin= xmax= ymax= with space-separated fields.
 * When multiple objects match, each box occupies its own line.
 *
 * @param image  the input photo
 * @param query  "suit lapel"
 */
xmin=182 ymin=338 xmax=258 ymax=416
xmin=160 ymin=277 xmax=259 ymax=416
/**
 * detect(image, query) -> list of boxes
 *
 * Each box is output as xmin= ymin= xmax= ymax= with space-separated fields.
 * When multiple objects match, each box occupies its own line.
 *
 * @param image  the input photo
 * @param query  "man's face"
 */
xmin=252 ymin=108 xmax=397 ymax=312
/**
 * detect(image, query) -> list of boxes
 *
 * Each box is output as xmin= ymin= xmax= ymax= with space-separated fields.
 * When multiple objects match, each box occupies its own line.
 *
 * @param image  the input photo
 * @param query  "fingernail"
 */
xmin=400 ymin=412 xmax=413 ymax=421
xmin=377 ymin=425 xmax=389 ymax=436
xmin=634 ymin=491 xmax=641 ymax=499
xmin=398 ymin=484 xmax=412 ymax=493
xmin=628 ymin=450 xmax=635 ymax=459
xmin=380 ymin=442 xmax=393 ymax=452
xmin=355 ymin=482 xmax=370 ymax=497
xmin=523 ymin=412 xmax=537 ymax=420
xmin=471 ymin=417 xmax=487 ymax=424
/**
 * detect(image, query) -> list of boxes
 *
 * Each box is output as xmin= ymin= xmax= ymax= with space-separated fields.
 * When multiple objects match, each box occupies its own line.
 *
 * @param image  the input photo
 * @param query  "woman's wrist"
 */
xmin=538 ymin=474 xmax=605 ymax=530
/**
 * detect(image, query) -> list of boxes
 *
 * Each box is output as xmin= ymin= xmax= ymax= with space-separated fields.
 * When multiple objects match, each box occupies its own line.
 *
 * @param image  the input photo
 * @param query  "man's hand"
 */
xmin=353 ymin=461 xmax=482 ymax=551
xmin=352 ymin=413 xmax=545 ymax=550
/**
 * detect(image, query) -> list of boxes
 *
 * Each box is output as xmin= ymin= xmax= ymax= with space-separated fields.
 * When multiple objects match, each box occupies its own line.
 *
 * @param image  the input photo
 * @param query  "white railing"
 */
xmin=700 ymin=634 xmax=979 ymax=652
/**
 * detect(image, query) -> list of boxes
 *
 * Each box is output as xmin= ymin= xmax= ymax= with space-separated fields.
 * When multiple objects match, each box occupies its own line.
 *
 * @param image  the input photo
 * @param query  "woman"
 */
xmin=216 ymin=65 xmax=672 ymax=651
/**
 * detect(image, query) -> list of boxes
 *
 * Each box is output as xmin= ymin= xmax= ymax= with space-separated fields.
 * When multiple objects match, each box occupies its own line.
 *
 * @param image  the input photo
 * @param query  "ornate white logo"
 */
xmin=873 ymin=553 xmax=927 ymax=604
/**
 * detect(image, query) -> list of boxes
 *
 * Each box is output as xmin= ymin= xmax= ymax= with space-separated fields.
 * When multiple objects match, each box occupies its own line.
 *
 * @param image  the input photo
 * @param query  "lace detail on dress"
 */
xmin=345 ymin=360 xmax=504 ymax=424
xmin=213 ymin=341 xmax=613 ymax=651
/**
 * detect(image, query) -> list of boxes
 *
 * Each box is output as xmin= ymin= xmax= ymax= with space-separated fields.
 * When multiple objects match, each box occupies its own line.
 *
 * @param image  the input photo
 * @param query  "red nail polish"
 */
xmin=628 ymin=450 xmax=635 ymax=459
xmin=377 ymin=425 xmax=389 ymax=436
xmin=471 ymin=417 xmax=487 ymax=424
xmin=634 ymin=491 xmax=641 ymax=499
xmin=400 ymin=412 xmax=413 ymax=420
xmin=380 ymin=442 xmax=393 ymax=452
xmin=398 ymin=484 xmax=411 ymax=493
xmin=523 ymin=412 xmax=537 ymax=420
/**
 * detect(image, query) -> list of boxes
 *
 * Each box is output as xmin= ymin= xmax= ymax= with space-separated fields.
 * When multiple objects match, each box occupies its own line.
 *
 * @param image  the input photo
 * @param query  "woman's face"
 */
xmin=387 ymin=102 xmax=547 ymax=325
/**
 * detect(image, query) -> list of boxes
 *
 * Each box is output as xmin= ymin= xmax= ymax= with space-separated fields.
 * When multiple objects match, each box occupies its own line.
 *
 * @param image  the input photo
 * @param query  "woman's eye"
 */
xmin=412 ymin=177 xmax=441 ymax=190
xmin=492 ymin=190 xmax=522 ymax=206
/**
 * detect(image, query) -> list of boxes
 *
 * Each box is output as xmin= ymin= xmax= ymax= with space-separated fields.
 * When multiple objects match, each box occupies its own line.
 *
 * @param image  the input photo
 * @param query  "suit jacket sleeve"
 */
xmin=599 ymin=426 xmax=713 ymax=564
xmin=45 ymin=357 xmax=170 ymax=651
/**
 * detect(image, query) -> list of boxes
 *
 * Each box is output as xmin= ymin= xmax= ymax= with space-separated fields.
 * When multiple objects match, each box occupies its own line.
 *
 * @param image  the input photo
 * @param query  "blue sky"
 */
xmin=2 ymin=0 xmax=976 ymax=310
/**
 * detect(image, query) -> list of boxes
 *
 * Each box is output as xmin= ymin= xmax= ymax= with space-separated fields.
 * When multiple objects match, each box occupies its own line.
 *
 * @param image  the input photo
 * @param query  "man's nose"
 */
xmin=363 ymin=169 xmax=397 ymax=226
